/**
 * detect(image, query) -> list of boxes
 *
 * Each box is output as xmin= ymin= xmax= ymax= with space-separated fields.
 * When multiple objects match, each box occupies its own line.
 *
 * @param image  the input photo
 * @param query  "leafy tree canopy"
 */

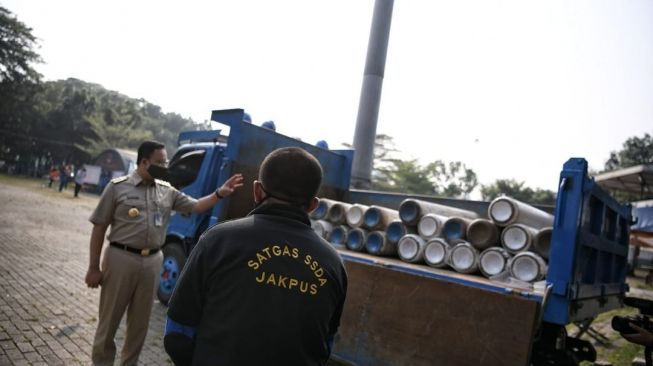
xmin=601 ymin=132 xmax=653 ymax=202
xmin=480 ymin=179 xmax=556 ymax=206
xmin=604 ymin=133 xmax=653 ymax=171
xmin=0 ymin=6 xmax=42 ymax=83
xmin=1 ymin=77 xmax=207 ymax=169
xmin=346 ymin=134 xmax=478 ymax=197
xmin=0 ymin=6 xmax=207 ymax=177
xmin=0 ymin=5 xmax=44 ymax=161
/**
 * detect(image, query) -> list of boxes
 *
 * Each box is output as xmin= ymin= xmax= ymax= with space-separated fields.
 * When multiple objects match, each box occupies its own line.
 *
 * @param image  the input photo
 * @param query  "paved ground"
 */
xmin=0 ymin=179 xmax=170 ymax=365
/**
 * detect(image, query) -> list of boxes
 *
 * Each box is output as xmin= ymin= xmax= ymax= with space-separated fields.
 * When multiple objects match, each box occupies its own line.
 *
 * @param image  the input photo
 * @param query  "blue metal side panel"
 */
xmin=633 ymin=206 xmax=653 ymax=232
xmin=329 ymin=149 xmax=354 ymax=192
xmin=348 ymin=189 xmax=493 ymax=216
xmin=208 ymin=108 xmax=353 ymax=223
xmin=347 ymin=190 xmax=555 ymax=215
xmin=543 ymin=158 xmax=632 ymax=324
xmin=177 ymin=130 xmax=222 ymax=146
xmin=204 ymin=147 xmax=226 ymax=228
xmin=210 ymin=109 xmax=353 ymax=191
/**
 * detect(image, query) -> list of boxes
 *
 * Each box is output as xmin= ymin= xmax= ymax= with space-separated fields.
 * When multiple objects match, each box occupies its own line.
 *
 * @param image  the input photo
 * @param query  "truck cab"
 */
xmin=157 ymin=109 xmax=352 ymax=304
xmin=158 ymin=134 xmax=227 ymax=302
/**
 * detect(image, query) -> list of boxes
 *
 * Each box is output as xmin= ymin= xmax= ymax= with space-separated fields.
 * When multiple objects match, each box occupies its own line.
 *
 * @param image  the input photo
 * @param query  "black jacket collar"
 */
xmin=247 ymin=203 xmax=311 ymax=226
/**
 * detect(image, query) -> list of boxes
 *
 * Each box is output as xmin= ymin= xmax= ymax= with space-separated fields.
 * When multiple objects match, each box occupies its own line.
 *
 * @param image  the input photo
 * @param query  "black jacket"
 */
xmin=166 ymin=203 xmax=348 ymax=366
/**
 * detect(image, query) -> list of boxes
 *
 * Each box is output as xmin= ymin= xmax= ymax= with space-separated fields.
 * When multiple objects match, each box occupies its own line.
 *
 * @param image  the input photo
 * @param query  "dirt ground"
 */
xmin=0 ymin=174 xmax=650 ymax=365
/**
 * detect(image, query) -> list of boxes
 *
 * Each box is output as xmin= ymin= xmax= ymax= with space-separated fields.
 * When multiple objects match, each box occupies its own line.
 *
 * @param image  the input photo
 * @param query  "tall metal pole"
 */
xmin=351 ymin=0 xmax=394 ymax=189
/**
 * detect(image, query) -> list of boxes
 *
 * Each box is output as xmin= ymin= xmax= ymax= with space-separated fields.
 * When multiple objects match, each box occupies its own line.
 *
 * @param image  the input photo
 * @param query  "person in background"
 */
xmin=74 ymin=166 xmax=87 ymax=197
xmin=48 ymin=166 xmax=59 ymax=188
xmin=59 ymin=163 xmax=72 ymax=192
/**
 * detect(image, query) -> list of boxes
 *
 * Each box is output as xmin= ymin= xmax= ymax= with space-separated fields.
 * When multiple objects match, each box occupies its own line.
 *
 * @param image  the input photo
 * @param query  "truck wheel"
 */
xmin=157 ymin=242 xmax=186 ymax=305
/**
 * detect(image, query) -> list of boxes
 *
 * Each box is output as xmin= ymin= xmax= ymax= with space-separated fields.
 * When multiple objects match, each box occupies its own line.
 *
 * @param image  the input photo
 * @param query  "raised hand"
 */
xmin=217 ymin=174 xmax=244 ymax=198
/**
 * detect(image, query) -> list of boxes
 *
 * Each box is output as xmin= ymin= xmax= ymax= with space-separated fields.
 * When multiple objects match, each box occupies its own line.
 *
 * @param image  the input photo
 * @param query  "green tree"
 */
xmin=372 ymin=158 xmax=477 ymax=197
xmin=374 ymin=158 xmax=435 ymax=194
xmin=36 ymin=78 xmax=201 ymax=160
xmin=81 ymin=114 xmax=153 ymax=157
xmin=604 ymin=133 xmax=653 ymax=171
xmin=0 ymin=4 xmax=203 ymax=172
xmin=0 ymin=6 xmax=42 ymax=83
xmin=601 ymin=132 xmax=653 ymax=202
xmin=480 ymin=179 xmax=556 ymax=206
xmin=425 ymin=160 xmax=478 ymax=197
xmin=0 ymin=6 xmax=45 ymax=173
xmin=348 ymin=134 xmax=478 ymax=197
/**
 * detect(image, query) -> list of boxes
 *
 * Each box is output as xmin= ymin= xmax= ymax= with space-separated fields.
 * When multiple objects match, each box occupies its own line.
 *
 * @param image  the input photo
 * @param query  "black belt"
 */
xmin=110 ymin=242 xmax=159 ymax=256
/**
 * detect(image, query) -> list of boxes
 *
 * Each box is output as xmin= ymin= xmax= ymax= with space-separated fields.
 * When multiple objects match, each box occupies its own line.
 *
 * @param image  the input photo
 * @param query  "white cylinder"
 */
xmin=479 ymin=247 xmax=512 ymax=278
xmin=424 ymin=238 xmax=452 ymax=268
xmin=366 ymin=231 xmax=396 ymax=256
xmin=442 ymin=216 xmax=473 ymax=242
xmin=399 ymin=198 xmax=479 ymax=225
xmin=346 ymin=228 xmax=368 ymax=252
xmin=328 ymin=202 xmax=353 ymax=225
xmin=398 ymin=234 xmax=427 ymax=263
xmin=510 ymin=251 xmax=548 ymax=282
xmin=449 ymin=242 xmax=480 ymax=274
xmin=385 ymin=220 xmax=416 ymax=244
xmin=417 ymin=213 xmax=448 ymax=238
xmin=346 ymin=204 xmax=369 ymax=228
xmin=488 ymin=196 xmax=554 ymax=228
xmin=328 ymin=225 xmax=350 ymax=245
xmin=533 ymin=227 xmax=553 ymax=260
xmin=363 ymin=205 xmax=399 ymax=230
xmin=311 ymin=198 xmax=337 ymax=220
xmin=501 ymin=223 xmax=538 ymax=254
xmin=466 ymin=219 xmax=500 ymax=250
xmin=311 ymin=220 xmax=333 ymax=239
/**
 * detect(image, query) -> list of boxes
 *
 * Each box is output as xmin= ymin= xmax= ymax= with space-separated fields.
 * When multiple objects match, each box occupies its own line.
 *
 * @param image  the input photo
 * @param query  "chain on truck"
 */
xmin=157 ymin=108 xmax=634 ymax=366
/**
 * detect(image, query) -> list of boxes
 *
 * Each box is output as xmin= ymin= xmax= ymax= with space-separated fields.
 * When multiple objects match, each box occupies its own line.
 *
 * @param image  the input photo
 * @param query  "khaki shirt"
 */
xmin=89 ymin=171 xmax=198 ymax=249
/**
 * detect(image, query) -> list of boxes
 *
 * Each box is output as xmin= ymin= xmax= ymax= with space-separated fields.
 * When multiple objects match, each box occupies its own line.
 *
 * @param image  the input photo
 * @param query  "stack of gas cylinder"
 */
xmin=310 ymin=196 xmax=553 ymax=284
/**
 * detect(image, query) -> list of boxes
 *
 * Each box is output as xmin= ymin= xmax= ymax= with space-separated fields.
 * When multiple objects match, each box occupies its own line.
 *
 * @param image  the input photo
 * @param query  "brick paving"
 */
xmin=0 ymin=180 xmax=171 ymax=365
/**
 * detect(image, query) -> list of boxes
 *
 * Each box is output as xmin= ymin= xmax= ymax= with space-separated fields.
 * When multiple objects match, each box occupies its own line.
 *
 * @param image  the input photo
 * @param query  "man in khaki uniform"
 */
xmin=85 ymin=140 xmax=243 ymax=366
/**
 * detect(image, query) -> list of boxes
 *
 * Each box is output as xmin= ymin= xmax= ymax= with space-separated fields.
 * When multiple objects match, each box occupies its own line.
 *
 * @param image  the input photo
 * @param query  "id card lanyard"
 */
xmin=152 ymin=185 xmax=163 ymax=227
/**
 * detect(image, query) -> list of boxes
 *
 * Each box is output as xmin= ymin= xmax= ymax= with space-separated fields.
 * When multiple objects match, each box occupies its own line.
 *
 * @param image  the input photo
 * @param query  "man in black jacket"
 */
xmin=164 ymin=147 xmax=348 ymax=366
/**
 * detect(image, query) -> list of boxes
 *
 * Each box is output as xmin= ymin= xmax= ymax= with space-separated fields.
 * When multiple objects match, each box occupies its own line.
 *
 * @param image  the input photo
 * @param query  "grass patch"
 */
xmin=594 ymin=307 xmax=639 ymax=324
xmin=606 ymin=342 xmax=644 ymax=365
xmin=634 ymin=282 xmax=653 ymax=291
xmin=570 ymin=306 xmax=646 ymax=365
xmin=0 ymin=173 xmax=44 ymax=187
xmin=0 ymin=173 xmax=99 ymax=207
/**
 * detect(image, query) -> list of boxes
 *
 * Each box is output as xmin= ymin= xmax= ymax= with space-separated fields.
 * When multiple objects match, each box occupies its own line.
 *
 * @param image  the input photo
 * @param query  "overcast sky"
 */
xmin=5 ymin=0 xmax=653 ymax=193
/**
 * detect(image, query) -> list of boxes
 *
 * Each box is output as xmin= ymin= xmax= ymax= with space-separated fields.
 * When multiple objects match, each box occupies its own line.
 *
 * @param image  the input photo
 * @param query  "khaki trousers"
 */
xmin=92 ymin=246 xmax=163 ymax=366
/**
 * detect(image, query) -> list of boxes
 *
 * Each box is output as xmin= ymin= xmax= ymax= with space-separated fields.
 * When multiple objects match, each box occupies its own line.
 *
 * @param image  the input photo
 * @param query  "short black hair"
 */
xmin=137 ymin=140 xmax=165 ymax=164
xmin=259 ymin=147 xmax=322 ymax=207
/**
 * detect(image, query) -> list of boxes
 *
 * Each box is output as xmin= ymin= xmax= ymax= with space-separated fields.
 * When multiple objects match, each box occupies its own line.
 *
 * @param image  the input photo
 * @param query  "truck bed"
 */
xmin=333 ymin=249 xmax=542 ymax=366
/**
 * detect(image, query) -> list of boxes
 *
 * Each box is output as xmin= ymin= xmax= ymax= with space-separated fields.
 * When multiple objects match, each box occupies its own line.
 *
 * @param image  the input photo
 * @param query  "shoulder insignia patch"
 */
xmin=155 ymin=179 xmax=172 ymax=187
xmin=111 ymin=176 xmax=128 ymax=184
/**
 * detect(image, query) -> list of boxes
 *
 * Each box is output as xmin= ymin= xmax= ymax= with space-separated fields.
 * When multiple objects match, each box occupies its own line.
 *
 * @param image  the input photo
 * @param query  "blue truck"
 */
xmin=158 ymin=108 xmax=632 ymax=366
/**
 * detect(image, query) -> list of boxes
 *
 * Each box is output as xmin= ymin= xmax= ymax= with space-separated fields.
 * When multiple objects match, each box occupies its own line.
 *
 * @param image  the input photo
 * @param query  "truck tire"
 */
xmin=157 ymin=242 xmax=186 ymax=305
